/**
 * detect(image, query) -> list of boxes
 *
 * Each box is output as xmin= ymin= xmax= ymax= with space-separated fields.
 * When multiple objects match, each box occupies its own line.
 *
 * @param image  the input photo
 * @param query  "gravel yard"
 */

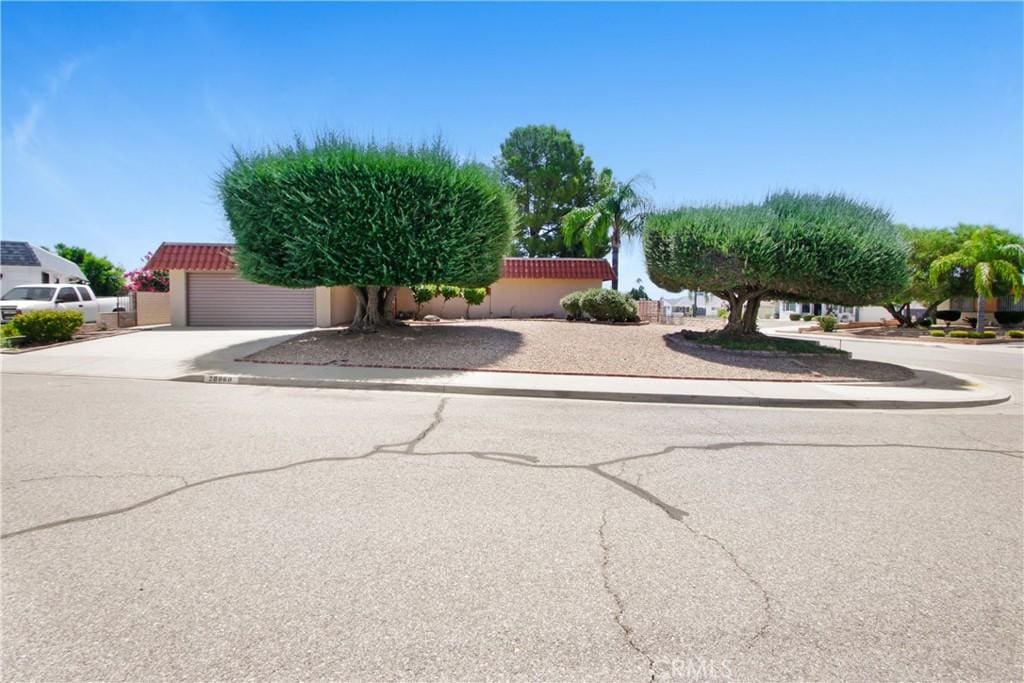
xmin=244 ymin=319 xmax=914 ymax=382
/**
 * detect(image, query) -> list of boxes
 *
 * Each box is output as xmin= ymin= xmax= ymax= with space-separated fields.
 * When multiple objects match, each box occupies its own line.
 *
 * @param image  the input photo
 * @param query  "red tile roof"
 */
xmin=145 ymin=243 xmax=614 ymax=281
xmin=146 ymin=243 xmax=235 ymax=271
xmin=500 ymin=257 xmax=614 ymax=281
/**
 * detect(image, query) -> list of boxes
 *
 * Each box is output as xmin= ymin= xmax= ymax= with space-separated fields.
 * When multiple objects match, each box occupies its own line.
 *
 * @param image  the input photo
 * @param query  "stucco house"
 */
xmin=145 ymin=242 xmax=614 ymax=327
xmin=0 ymin=241 xmax=87 ymax=296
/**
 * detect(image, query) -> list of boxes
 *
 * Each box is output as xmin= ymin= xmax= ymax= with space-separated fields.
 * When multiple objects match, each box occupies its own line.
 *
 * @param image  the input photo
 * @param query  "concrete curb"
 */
xmin=172 ymin=371 xmax=1011 ymax=410
xmin=769 ymin=327 xmax=1024 ymax=349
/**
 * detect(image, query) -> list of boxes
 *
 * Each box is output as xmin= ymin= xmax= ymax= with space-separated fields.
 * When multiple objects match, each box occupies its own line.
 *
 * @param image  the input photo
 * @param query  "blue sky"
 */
xmin=3 ymin=2 xmax=1022 ymax=297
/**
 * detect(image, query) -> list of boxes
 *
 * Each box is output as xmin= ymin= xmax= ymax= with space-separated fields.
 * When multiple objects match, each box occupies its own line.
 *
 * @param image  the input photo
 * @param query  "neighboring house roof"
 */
xmin=147 ymin=242 xmax=236 ymax=271
xmin=146 ymin=242 xmax=615 ymax=281
xmin=33 ymin=245 xmax=87 ymax=281
xmin=500 ymin=257 xmax=614 ymax=281
xmin=1 ymin=241 xmax=41 ymax=267
xmin=0 ymin=241 xmax=87 ymax=281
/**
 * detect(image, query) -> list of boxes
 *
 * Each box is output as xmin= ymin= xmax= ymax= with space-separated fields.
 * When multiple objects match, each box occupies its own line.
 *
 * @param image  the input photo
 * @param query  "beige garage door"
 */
xmin=186 ymin=272 xmax=315 ymax=326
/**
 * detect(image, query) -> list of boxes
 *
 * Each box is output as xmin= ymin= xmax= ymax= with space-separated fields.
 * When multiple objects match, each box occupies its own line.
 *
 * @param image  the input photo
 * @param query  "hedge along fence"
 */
xmin=219 ymin=136 xmax=516 ymax=331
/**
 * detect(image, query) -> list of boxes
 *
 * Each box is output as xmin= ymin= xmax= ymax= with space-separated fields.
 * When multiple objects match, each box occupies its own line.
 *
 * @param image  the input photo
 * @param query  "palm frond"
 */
xmin=974 ymin=261 xmax=995 ymax=298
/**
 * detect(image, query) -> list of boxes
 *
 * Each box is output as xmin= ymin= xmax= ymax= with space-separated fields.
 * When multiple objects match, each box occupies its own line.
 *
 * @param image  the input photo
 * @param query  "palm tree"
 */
xmin=930 ymin=226 xmax=1024 ymax=332
xmin=561 ymin=170 xmax=651 ymax=290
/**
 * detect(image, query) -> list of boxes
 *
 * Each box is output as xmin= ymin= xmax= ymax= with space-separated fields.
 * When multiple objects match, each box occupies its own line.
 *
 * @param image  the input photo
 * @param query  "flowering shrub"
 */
xmin=124 ymin=253 xmax=169 ymax=292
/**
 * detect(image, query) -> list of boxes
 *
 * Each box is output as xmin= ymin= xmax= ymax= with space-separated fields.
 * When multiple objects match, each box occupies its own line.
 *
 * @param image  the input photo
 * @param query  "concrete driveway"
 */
xmin=0 ymin=327 xmax=308 ymax=379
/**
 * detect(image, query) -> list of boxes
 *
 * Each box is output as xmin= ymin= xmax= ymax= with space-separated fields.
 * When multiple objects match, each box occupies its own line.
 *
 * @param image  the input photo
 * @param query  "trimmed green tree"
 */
xmin=411 ymin=285 xmax=437 ymax=320
xmin=883 ymin=225 xmax=974 ymax=326
xmin=218 ymin=137 xmax=516 ymax=331
xmin=930 ymin=225 xmax=1024 ymax=333
xmin=495 ymin=125 xmax=600 ymax=257
xmin=463 ymin=287 xmax=486 ymax=318
xmin=644 ymin=192 xmax=909 ymax=336
xmin=437 ymin=284 xmax=462 ymax=317
xmin=561 ymin=170 xmax=651 ymax=290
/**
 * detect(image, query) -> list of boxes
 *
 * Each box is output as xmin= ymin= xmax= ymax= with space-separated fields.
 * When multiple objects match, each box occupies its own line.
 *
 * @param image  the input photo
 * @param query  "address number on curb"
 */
xmin=204 ymin=375 xmax=239 ymax=384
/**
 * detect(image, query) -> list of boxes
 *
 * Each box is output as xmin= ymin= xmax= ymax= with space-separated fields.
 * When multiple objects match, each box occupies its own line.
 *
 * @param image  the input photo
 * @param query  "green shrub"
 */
xmin=0 ymin=323 xmax=23 ymax=348
xmin=579 ymin=288 xmax=639 ymax=322
xmin=818 ymin=314 xmax=838 ymax=332
xmin=560 ymin=291 xmax=586 ymax=320
xmin=935 ymin=310 xmax=961 ymax=324
xmin=411 ymin=284 xmax=437 ymax=319
xmin=788 ymin=313 xmax=801 ymax=321
xmin=717 ymin=307 xmax=729 ymax=319
xmin=801 ymin=314 xmax=814 ymax=321
xmin=437 ymin=284 xmax=463 ymax=317
xmin=949 ymin=330 xmax=969 ymax=338
xmin=9 ymin=310 xmax=83 ymax=343
xmin=918 ymin=317 xmax=932 ymax=328
xmin=1008 ymin=330 xmax=1024 ymax=339
xmin=930 ymin=330 xmax=947 ymax=337
xmin=462 ymin=287 xmax=487 ymax=318
xmin=438 ymin=284 xmax=462 ymax=300
xmin=981 ymin=330 xmax=997 ymax=339
xmin=994 ymin=310 xmax=1024 ymax=325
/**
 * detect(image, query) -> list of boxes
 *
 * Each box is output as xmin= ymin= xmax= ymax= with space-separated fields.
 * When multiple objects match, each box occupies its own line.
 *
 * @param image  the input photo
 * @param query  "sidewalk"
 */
xmin=174 ymin=360 xmax=1011 ymax=410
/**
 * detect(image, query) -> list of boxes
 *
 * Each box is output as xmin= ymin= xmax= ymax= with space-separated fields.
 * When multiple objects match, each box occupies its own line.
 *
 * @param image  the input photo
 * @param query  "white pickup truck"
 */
xmin=1 ymin=284 xmax=129 ymax=324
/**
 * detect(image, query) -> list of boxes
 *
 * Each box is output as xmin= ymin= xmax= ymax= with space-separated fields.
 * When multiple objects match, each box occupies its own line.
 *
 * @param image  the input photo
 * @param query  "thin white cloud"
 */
xmin=48 ymin=57 xmax=80 ymax=96
xmin=203 ymin=87 xmax=237 ymax=140
xmin=11 ymin=103 xmax=43 ymax=149
xmin=8 ymin=56 xmax=81 ymax=150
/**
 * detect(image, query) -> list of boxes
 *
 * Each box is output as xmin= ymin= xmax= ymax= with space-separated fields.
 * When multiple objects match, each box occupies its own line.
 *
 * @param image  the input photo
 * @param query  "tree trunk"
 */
xmin=719 ymin=292 xmax=764 ymax=336
xmin=976 ymin=295 xmax=986 ymax=333
xmin=610 ymin=226 xmax=621 ymax=291
xmin=883 ymin=303 xmax=913 ymax=327
xmin=740 ymin=295 xmax=762 ymax=334
xmin=719 ymin=294 xmax=745 ymax=335
xmin=347 ymin=285 xmax=400 ymax=332
xmin=382 ymin=287 xmax=397 ymax=323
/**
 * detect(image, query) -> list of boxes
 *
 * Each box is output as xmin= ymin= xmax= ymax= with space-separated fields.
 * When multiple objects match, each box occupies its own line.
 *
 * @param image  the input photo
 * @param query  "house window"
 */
xmin=41 ymin=272 xmax=50 ymax=283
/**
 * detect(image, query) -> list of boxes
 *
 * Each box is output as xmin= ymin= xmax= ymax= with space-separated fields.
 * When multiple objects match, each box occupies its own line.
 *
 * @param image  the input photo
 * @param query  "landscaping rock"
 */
xmin=244 ymin=319 xmax=913 ymax=383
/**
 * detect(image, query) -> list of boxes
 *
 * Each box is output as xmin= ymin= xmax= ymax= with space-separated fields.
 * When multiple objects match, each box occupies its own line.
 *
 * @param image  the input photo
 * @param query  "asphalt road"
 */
xmin=2 ymin=342 xmax=1021 ymax=681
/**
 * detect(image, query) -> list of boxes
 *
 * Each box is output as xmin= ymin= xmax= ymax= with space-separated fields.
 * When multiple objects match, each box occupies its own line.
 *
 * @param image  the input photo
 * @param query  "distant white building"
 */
xmin=660 ymin=291 xmax=728 ymax=318
xmin=772 ymin=300 xmax=890 ymax=322
xmin=0 ymin=241 xmax=87 ymax=296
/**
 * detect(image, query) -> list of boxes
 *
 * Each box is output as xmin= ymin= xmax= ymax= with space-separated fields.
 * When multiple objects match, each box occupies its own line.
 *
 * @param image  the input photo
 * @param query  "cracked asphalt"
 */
xmin=1 ymin=345 xmax=1022 ymax=681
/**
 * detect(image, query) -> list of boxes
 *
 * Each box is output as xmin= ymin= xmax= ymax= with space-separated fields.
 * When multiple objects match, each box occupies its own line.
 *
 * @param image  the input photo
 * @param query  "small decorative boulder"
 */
xmin=423 ymin=315 xmax=442 ymax=322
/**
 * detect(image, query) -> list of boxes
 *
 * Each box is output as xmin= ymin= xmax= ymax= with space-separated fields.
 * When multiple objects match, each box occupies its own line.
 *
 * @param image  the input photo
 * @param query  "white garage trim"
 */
xmin=186 ymin=272 xmax=315 ymax=326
